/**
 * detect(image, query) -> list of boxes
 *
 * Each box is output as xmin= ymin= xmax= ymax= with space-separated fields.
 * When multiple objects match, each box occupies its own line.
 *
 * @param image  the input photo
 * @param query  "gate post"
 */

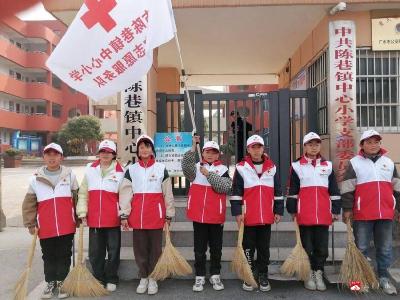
xmin=278 ymin=89 xmax=291 ymax=191
xmin=269 ymin=92 xmax=279 ymax=165
xmin=156 ymin=93 xmax=167 ymax=132
xmin=307 ymin=88 xmax=318 ymax=132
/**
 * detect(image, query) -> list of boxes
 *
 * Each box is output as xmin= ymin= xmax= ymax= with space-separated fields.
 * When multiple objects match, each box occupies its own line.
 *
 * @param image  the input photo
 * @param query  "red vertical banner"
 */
xmin=329 ymin=21 xmax=358 ymax=182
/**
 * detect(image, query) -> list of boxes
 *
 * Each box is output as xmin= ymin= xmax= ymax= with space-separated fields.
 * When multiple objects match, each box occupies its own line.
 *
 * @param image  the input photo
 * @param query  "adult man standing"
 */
xmin=230 ymin=111 xmax=252 ymax=163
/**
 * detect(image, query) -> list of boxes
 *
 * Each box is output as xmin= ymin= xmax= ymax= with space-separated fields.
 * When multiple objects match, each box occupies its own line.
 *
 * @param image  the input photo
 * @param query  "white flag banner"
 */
xmin=46 ymin=0 xmax=176 ymax=101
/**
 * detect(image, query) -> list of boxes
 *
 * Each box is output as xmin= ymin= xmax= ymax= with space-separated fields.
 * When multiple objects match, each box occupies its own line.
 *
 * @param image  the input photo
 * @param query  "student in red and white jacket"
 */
xmin=181 ymin=135 xmax=232 ymax=292
xmin=231 ymin=135 xmax=284 ymax=293
xmin=119 ymin=135 xmax=175 ymax=295
xmin=76 ymin=140 xmax=124 ymax=292
xmin=22 ymin=143 xmax=79 ymax=299
xmin=286 ymin=132 xmax=341 ymax=292
xmin=341 ymin=130 xmax=400 ymax=295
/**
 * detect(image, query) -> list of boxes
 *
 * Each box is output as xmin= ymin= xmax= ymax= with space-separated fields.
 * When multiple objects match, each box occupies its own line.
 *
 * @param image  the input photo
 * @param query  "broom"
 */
xmin=150 ymin=223 xmax=192 ymax=280
xmin=280 ymin=217 xmax=311 ymax=281
xmin=61 ymin=224 xmax=108 ymax=297
xmin=231 ymin=219 xmax=258 ymax=288
xmin=339 ymin=221 xmax=379 ymax=291
xmin=14 ymin=228 xmax=38 ymax=300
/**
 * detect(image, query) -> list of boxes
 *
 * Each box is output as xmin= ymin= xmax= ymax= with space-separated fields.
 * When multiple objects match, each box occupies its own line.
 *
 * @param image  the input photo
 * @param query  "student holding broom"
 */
xmin=181 ymin=135 xmax=232 ymax=292
xmin=286 ymin=132 xmax=341 ymax=292
xmin=230 ymin=134 xmax=284 ymax=292
xmin=341 ymin=129 xmax=400 ymax=295
xmin=119 ymin=134 xmax=175 ymax=295
xmin=76 ymin=140 xmax=124 ymax=292
xmin=22 ymin=143 xmax=79 ymax=299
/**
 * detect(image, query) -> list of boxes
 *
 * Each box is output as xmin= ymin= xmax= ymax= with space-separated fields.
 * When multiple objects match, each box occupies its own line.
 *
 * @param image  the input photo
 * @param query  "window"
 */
xmin=356 ymin=48 xmax=400 ymax=131
xmin=52 ymin=103 xmax=62 ymax=118
xmin=308 ymin=50 xmax=328 ymax=135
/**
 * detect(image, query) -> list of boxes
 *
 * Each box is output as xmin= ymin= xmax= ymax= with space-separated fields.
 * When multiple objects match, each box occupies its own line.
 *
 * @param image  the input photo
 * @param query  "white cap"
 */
xmin=43 ymin=143 xmax=63 ymax=155
xmin=303 ymin=132 xmax=321 ymax=145
xmin=246 ymin=135 xmax=264 ymax=147
xmin=98 ymin=140 xmax=116 ymax=153
xmin=202 ymin=141 xmax=220 ymax=152
xmin=360 ymin=129 xmax=381 ymax=143
xmin=137 ymin=134 xmax=154 ymax=146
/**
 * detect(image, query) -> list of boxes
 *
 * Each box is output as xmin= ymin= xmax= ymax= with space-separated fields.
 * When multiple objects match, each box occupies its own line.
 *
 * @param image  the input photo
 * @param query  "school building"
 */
xmin=0 ymin=16 xmax=89 ymax=153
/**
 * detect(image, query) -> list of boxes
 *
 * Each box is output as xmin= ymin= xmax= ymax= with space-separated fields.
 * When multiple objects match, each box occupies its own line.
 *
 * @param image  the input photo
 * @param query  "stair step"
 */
xmin=84 ymin=247 xmax=345 ymax=280
xmin=120 ymin=221 xmax=348 ymax=247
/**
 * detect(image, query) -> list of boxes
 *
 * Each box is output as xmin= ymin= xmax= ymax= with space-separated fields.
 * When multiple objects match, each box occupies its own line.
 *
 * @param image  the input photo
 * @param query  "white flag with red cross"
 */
xmin=46 ymin=0 xmax=176 ymax=101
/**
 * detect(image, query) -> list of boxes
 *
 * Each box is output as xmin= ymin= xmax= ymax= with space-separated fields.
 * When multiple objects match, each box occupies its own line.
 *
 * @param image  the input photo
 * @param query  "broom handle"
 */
xmin=26 ymin=229 xmax=38 ymax=268
xmin=293 ymin=217 xmax=302 ymax=245
xmin=77 ymin=224 xmax=84 ymax=264
xmin=346 ymin=220 xmax=354 ymax=243
xmin=164 ymin=222 xmax=171 ymax=245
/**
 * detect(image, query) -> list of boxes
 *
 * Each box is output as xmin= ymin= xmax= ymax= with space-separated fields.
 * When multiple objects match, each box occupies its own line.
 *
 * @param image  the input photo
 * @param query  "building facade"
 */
xmin=0 ymin=16 xmax=88 ymax=154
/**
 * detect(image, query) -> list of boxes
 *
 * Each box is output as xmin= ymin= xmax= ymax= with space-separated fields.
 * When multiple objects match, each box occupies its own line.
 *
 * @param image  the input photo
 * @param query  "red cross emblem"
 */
xmin=81 ymin=0 xmax=117 ymax=33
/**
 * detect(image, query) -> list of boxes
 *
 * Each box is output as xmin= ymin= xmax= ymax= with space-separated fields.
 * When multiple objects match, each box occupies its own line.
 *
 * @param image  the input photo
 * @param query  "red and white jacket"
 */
xmin=78 ymin=160 xmax=124 ymax=228
xmin=186 ymin=161 xmax=229 ymax=224
xmin=341 ymin=150 xmax=400 ymax=221
xmin=231 ymin=155 xmax=284 ymax=226
xmin=25 ymin=167 xmax=78 ymax=239
xmin=119 ymin=158 xmax=175 ymax=229
xmin=286 ymin=156 xmax=341 ymax=226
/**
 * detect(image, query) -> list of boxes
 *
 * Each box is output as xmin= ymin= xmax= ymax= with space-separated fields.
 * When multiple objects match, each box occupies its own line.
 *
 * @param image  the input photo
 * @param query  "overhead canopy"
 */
xmin=42 ymin=0 xmax=400 ymax=86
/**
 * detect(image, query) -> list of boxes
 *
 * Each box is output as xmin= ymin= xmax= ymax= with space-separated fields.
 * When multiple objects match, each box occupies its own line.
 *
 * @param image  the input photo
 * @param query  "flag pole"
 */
xmin=174 ymin=33 xmax=202 ymax=160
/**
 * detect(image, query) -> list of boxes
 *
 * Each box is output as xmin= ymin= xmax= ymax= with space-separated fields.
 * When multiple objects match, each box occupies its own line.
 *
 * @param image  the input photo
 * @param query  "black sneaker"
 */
xmin=41 ymin=281 xmax=55 ymax=299
xmin=259 ymin=273 xmax=271 ymax=292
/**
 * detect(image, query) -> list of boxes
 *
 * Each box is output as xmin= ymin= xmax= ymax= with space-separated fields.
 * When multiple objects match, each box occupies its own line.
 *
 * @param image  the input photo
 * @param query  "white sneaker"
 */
xmin=136 ymin=278 xmax=148 ymax=294
xmin=41 ymin=281 xmax=55 ymax=299
xmin=242 ymin=281 xmax=254 ymax=291
xmin=314 ymin=270 xmax=326 ymax=291
xmin=106 ymin=283 xmax=117 ymax=292
xmin=147 ymin=278 xmax=158 ymax=295
xmin=209 ymin=275 xmax=224 ymax=291
xmin=380 ymin=277 xmax=397 ymax=295
xmin=304 ymin=271 xmax=316 ymax=291
xmin=193 ymin=276 xmax=205 ymax=292
xmin=56 ymin=281 xmax=69 ymax=299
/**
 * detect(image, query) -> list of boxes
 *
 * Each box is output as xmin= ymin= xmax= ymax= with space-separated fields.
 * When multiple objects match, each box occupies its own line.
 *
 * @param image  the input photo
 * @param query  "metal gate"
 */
xmin=156 ymin=88 xmax=317 ymax=195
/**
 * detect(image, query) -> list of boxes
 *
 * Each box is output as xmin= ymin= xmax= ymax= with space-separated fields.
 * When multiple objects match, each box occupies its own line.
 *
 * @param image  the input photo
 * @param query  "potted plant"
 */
xmin=3 ymin=148 xmax=23 ymax=168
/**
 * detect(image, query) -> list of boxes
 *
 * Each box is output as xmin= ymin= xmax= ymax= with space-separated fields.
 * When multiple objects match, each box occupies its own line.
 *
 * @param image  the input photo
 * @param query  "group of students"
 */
xmin=22 ymin=129 xmax=399 ymax=299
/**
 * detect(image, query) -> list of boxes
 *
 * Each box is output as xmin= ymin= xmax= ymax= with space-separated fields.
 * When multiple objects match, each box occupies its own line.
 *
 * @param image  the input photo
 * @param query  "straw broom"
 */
xmin=280 ymin=218 xmax=311 ymax=281
xmin=14 ymin=228 xmax=38 ymax=300
xmin=231 ymin=220 xmax=258 ymax=288
xmin=61 ymin=224 xmax=108 ymax=297
xmin=150 ymin=223 xmax=192 ymax=280
xmin=339 ymin=221 xmax=379 ymax=291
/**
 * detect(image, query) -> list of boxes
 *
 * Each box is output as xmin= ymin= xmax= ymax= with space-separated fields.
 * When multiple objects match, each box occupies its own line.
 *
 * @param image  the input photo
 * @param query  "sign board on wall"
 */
xmin=329 ymin=21 xmax=358 ymax=182
xmin=120 ymin=76 xmax=147 ymax=165
xmin=372 ymin=17 xmax=400 ymax=51
xmin=154 ymin=132 xmax=192 ymax=177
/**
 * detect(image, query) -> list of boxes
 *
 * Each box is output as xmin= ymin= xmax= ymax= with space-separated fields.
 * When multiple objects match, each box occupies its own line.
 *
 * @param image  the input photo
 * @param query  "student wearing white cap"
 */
xmin=230 ymin=134 xmax=283 ymax=292
xmin=22 ymin=143 xmax=79 ymax=299
xmin=286 ymin=132 xmax=341 ymax=292
xmin=341 ymin=130 xmax=400 ymax=295
xmin=119 ymin=134 xmax=175 ymax=295
xmin=76 ymin=140 xmax=124 ymax=292
xmin=181 ymin=135 xmax=232 ymax=292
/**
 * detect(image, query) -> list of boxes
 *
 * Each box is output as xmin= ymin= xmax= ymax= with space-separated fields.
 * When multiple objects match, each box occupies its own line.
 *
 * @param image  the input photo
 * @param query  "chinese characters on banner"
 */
xmin=120 ymin=76 xmax=147 ymax=165
xmin=46 ymin=0 xmax=175 ymax=101
xmin=329 ymin=21 xmax=358 ymax=182
xmin=154 ymin=132 xmax=192 ymax=177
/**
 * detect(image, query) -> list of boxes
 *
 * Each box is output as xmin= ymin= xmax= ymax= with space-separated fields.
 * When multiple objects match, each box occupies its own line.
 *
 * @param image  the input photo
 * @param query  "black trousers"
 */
xmin=193 ymin=222 xmax=224 ymax=276
xmin=40 ymin=233 xmax=74 ymax=283
xmin=242 ymin=225 xmax=271 ymax=275
xmin=89 ymin=227 xmax=121 ymax=285
xmin=299 ymin=225 xmax=329 ymax=271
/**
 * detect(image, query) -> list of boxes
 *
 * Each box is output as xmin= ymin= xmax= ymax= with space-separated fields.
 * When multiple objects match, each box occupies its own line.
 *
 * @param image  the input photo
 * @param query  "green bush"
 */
xmin=4 ymin=148 xmax=22 ymax=157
